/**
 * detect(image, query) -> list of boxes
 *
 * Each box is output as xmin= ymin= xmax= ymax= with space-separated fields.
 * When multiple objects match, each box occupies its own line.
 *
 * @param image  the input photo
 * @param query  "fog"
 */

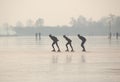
xmin=0 ymin=15 xmax=119 ymax=36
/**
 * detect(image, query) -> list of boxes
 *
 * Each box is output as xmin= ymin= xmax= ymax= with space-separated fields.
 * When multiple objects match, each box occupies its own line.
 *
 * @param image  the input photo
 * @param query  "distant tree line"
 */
xmin=0 ymin=15 xmax=120 ymax=36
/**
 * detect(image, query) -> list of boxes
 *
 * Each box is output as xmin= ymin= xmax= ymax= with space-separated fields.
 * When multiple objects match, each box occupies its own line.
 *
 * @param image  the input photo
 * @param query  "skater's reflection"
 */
xmin=52 ymin=55 xmax=58 ymax=64
xmin=66 ymin=55 xmax=72 ymax=63
xmin=81 ymin=54 xmax=86 ymax=63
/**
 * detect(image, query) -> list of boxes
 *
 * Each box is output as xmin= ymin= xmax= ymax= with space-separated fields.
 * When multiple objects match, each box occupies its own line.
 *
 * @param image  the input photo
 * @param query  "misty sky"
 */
xmin=0 ymin=0 xmax=120 ymax=26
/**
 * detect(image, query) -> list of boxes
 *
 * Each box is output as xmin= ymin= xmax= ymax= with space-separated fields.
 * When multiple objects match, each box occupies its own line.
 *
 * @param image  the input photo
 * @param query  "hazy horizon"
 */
xmin=0 ymin=0 xmax=120 ymax=26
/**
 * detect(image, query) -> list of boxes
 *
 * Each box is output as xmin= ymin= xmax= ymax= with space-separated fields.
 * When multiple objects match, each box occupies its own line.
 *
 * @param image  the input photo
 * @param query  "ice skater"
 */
xmin=35 ymin=33 xmax=38 ymax=40
xmin=63 ymin=35 xmax=74 ymax=52
xmin=77 ymin=34 xmax=86 ymax=52
xmin=49 ymin=34 xmax=60 ymax=52
xmin=38 ymin=32 xmax=41 ymax=40
xmin=116 ymin=32 xmax=119 ymax=39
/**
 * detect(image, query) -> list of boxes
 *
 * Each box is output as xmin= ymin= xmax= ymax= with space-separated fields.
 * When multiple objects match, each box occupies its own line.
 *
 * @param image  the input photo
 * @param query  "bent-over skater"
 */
xmin=63 ymin=35 xmax=74 ymax=52
xmin=77 ymin=34 xmax=86 ymax=52
xmin=49 ymin=34 xmax=60 ymax=52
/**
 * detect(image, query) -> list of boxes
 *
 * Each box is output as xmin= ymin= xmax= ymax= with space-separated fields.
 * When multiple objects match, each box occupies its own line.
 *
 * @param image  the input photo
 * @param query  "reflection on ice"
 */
xmin=81 ymin=54 xmax=86 ymax=63
xmin=52 ymin=55 xmax=58 ymax=64
xmin=0 ymin=36 xmax=120 ymax=82
xmin=66 ymin=54 xmax=72 ymax=63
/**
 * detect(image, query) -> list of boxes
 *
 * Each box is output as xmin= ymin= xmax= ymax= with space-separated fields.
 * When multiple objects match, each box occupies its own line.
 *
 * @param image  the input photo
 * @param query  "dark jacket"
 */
xmin=50 ymin=36 xmax=59 ymax=42
xmin=64 ymin=36 xmax=72 ymax=42
xmin=78 ymin=36 xmax=86 ymax=42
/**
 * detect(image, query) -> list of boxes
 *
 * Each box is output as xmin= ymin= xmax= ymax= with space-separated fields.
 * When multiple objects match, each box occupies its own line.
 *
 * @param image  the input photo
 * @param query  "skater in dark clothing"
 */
xmin=77 ymin=34 xmax=86 ymax=52
xmin=49 ymin=34 xmax=60 ymax=52
xmin=63 ymin=35 xmax=74 ymax=52
xmin=38 ymin=32 xmax=41 ymax=40
xmin=116 ymin=32 xmax=119 ymax=39
xmin=35 ymin=33 xmax=38 ymax=40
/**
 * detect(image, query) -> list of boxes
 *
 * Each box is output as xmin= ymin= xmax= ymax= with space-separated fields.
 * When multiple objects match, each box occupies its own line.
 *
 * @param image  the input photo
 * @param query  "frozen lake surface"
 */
xmin=0 ymin=36 xmax=120 ymax=82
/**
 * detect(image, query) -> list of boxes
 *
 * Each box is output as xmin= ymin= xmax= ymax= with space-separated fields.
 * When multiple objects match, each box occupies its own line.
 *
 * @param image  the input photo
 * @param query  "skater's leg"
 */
xmin=52 ymin=42 xmax=55 ymax=51
xmin=66 ymin=43 xmax=69 ymax=51
xmin=69 ymin=43 xmax=74 ymax=52
xmin=56 ymin=42 xmax=60 ymax=52
xmin=81 ymin=41 xmax=86 ymax=51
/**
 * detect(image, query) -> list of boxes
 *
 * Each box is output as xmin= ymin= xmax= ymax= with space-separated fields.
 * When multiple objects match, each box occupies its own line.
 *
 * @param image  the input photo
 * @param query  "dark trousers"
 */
xmin=52 ymin=42 xmax=60 ymax=50
xmin=81 ymin=40 xmax=86 ymax=51
xmin=66 ymin=42 xmax=73 ymax=51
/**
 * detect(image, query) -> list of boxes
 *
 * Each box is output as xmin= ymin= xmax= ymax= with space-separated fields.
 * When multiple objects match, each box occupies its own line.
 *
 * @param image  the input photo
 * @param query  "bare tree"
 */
xmin=35 ymin=18 xmax=44 ymax=27
xmin=26 ymin=19 xmax=34 ymax=27
xmin=16 ymin=21 xmax=24 ymax=27
xmin=108 ymin=14 xmax=115 ymax=39
xmin=69 ymin=17 xmax=77 ymax=27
